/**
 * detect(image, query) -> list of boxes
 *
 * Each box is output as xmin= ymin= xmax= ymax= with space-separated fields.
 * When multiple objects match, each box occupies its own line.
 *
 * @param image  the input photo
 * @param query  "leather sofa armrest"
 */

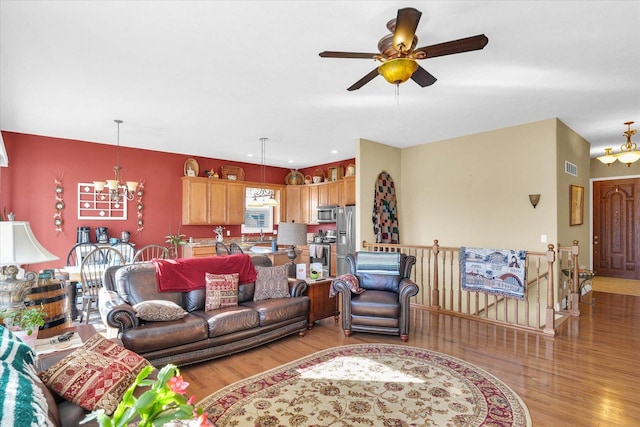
xmin=288 ymin=278 xmax=308 ymax=297
xmin=98 ymin=288 xmax=139 ymax=331
xmin=399 ymin=278 xmax=420 ymax=301
xmin=330 ymin=278 xmax=353 ymax=298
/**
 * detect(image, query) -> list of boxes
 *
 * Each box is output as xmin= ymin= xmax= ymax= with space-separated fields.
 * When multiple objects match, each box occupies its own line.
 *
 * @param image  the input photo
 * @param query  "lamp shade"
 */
xmin=615 ymin=150 xmax=640 ymax=166
xmin=277 ymin=223 xmax=307 ymax=246
xmin=0 ymin=221 xmax=59 ymax=265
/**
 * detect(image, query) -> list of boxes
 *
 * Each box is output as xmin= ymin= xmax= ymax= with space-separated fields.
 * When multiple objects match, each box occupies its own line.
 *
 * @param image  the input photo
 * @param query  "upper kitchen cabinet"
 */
xmin=318 ymin=181 xmax=340 ymax=206
xmin=182 ymin=177 xmax=246 ymax=225
xmin=341 ymin=176 xmax=355 ymax=206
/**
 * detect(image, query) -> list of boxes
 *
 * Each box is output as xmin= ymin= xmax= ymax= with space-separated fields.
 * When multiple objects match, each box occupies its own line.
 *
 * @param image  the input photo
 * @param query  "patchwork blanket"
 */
xmin=154 ymin=253 xmax=257 ymax=292
xmin=0 ymin=326 xmax=53 ymax=427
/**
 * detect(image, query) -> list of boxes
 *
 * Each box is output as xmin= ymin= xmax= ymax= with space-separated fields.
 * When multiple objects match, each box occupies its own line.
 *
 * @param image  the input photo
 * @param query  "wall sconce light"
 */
xmin=529 ymin=194 xmax=541 ymax=209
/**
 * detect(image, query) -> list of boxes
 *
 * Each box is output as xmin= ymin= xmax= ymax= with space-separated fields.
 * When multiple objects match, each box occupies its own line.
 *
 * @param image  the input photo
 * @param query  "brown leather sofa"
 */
xmin=331 ymin=252 xmax=418 ymax=341
xmin=99 ymin=255 xmax=310 ymax=367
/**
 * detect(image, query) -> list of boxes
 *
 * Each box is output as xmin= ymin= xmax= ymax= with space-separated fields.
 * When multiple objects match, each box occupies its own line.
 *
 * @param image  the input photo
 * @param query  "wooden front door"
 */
xmin=593 ymin=178 xmax=640 ymax=279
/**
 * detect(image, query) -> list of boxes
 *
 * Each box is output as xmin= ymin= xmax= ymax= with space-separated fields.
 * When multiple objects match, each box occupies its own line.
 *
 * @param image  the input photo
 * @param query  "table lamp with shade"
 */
xmin=0 ymin=221 xmax=59 ymax=313
xmin=276 ymin=222 xmax=307 ymax=278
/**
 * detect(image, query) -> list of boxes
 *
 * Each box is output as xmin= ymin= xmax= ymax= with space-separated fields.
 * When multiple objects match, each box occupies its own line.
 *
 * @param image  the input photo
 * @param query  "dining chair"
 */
xmin=216 ymin=242 xmax=230 ymax=256
xmin=78 ymin=247 xmax=125 ymax=324
xmin=229 ymin=242 xmax=244 ymax=254
xmin=132 ymin=244 xmax=170 ymax=262
xmin=111 ymin=241 xmax=136 ymax=263
xmin=66 ymin=242 xmax=99 ymax=266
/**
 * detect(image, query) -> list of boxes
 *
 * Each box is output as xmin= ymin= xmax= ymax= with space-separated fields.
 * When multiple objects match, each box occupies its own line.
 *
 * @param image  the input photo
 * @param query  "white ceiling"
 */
xmin=1 ymin=1 xmax=639 ymax=168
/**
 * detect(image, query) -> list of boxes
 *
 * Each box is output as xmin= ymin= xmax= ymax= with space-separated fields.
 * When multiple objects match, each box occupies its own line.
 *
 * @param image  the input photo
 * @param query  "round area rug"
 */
xmin=199 ymin=344 xmax=531 ymax=427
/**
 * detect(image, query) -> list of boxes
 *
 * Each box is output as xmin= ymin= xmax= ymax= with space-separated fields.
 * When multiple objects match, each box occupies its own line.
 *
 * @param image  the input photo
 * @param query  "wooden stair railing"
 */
xmin=362 ymin=240 xmax=581 ymax=335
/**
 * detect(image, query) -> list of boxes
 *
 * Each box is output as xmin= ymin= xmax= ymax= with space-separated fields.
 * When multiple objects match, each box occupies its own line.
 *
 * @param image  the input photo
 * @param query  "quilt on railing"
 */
xmin=460 ymin=247 xmax=527 ymax=300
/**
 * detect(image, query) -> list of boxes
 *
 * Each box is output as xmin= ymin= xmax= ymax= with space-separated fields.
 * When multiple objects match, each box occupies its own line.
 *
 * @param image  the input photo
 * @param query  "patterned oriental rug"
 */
xmin=199 ymin=344 xmax=531 ymax=427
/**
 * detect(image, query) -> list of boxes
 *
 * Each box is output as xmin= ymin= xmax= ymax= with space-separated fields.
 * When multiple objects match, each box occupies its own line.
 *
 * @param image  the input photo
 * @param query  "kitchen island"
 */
xmin=182 ymin=242 xmax=298 ymax=267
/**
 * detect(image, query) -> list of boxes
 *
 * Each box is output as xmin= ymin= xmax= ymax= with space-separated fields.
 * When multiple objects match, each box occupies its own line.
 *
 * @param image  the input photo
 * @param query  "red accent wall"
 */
xmin=0 ymin=131 xmax=354 ymax=270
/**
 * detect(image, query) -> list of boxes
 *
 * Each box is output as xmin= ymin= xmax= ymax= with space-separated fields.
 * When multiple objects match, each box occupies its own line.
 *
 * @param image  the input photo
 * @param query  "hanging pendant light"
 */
xmin=93 ymin=120 xmax=138 ymax=201
xmin=597 ymin=121 xmax=640 ymax=167
xmin=250 ymin=137 xmax=279 ymax=206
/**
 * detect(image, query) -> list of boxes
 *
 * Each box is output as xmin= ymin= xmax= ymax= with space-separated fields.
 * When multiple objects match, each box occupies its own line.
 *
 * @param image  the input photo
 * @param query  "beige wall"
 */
xmin=399 ymin=119 xmax=558 ymax=251
xmin=556 ymin=120 xmax=591 ymax=266
xmin=355 ymin=138 xmax=402 ymax=249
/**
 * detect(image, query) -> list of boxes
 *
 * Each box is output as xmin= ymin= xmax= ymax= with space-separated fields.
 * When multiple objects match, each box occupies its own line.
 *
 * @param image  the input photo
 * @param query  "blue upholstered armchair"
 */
xmin=332 ymin=251 xmax=419 ymax=342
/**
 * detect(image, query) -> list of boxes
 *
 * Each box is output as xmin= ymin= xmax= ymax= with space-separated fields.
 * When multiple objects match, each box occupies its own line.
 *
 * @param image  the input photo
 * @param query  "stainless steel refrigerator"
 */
xmin=336 ymin=205 xmax=356 ymax=276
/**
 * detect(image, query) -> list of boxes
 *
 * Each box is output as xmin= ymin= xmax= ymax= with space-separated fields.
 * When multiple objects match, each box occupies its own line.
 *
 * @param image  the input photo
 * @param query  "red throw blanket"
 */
xmin=153 ymin=254 xmax=257 ymax=292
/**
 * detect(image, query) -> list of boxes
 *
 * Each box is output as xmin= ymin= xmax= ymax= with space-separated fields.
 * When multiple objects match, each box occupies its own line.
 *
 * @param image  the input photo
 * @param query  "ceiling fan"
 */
xmin=319 ymin=7 xmax=489 ymax=91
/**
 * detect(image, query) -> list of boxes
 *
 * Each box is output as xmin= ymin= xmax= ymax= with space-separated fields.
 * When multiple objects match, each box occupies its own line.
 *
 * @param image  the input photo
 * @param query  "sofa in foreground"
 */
xmin=99 ymin=254 xmax=310 ymax=367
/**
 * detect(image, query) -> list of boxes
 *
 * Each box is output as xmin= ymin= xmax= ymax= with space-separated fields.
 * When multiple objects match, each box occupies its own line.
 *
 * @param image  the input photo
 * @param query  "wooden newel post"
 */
xmin=431 ymin=240 xmax=440 ymax=309
xmin=569 ymin=240 xmax=581 ymax=316
xmin=544 ymin=244 xmax=557 ymax=335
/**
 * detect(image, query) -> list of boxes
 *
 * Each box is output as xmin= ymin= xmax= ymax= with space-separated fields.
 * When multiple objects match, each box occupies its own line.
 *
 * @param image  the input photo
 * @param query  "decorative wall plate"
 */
xmin=285 ymin=170 xmax=304 ymax=185
xmin=184 ymin=158 xmax=199 ymax=177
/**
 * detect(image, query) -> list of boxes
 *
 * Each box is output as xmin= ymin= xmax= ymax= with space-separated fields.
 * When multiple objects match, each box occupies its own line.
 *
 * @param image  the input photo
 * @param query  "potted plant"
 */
xmin=0 ymin=305 xmax=46 ymax=348
xmin=165 ymin=227 xmax=187 ymax=259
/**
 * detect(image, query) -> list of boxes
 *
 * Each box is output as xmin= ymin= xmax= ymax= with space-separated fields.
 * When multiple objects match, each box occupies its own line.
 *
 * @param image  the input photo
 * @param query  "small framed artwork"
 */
xmin=570 ymin=185 xmax=584 ymax=226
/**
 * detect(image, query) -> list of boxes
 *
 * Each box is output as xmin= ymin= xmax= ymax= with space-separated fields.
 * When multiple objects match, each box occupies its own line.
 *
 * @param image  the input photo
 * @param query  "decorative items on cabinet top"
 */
xmin=184 ymin=158 xmax=199 ymax=177
xmin=285 ymin=169 xmax=305 ymax=185
xmin=221 ymin=165 xmax=245 ymax=181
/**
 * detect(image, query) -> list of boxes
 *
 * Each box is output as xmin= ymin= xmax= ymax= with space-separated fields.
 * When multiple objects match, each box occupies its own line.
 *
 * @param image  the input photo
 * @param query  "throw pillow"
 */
xmin=253 ymin=264 xmax=290 ymax=301
xmin=38 ymin=334 xmax=151 ymax=415
xmin=205 ymin=273 xmax=239 ymax=311
xmin=133 ymin=300 xmax=188 ymax=321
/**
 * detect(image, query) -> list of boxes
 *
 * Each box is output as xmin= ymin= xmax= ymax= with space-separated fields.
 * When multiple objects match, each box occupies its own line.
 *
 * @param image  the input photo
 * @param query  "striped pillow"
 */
xmin=356 ymin=252 xmax=401 ymax=275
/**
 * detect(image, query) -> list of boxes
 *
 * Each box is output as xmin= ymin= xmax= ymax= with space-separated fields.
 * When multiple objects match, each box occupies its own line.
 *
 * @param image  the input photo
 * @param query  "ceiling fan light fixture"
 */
xmin=378 ymin=58 xmax=418 ymax=84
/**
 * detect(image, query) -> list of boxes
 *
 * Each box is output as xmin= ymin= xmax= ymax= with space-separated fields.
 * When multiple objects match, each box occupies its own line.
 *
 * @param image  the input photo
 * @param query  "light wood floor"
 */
xmin=179 ymin=291 xmax=640 ymax=426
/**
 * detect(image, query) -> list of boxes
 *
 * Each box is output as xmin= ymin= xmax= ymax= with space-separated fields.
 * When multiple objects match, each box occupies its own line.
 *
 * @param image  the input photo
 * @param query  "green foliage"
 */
xmin=0 ymin=305 xmax=46 ymax=335
xmin=81 ymin=364 xmax=211 ymax=427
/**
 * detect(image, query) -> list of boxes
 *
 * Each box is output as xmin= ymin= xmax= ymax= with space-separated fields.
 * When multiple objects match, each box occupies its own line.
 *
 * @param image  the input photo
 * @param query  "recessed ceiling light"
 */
xmin=247 ymin=153 xmax=254 ymax=158
xmin=288 ymin=160 xmax=294 ymax=163
xmin=331 ymin=150 xmax=338 ymax=154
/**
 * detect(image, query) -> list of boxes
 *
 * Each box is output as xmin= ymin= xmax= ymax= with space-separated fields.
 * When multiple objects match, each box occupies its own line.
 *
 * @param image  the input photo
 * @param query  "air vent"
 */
xmin=565 ymin=161 xmax=577 ymax=177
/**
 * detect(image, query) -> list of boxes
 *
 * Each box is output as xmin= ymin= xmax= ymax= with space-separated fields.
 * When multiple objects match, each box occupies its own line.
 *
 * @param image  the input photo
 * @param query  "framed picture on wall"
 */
xmin=570 ymin=185 xmax=584 ymax=226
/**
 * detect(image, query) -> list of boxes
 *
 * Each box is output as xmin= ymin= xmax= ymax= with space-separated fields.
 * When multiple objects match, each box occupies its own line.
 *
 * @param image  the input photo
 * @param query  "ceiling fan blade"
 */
xmin=411 ymin=66 xmax=437 ymax=87
xmin=393 ymin=7 xmax=421 ymax=52
xmin=319 ymin=51 xmax=379 ymax=59
xmin=347 ymin=68 xmax=380 ymax=91
xmin=414 ymin=34 xmax=489 ymax=59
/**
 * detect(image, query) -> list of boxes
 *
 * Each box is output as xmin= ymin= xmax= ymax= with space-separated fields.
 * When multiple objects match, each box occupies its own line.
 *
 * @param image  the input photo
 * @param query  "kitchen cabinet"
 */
xmin=227 ymin=182 xmax=247 ymax=224
xmin=342 ymin=176 xmax=355 ymax=206
xmin=285 ymin=186 xmax=303 ymax=224
xmin=182 ymin=177 xmax=246 ymax=225
xmin=317 ymin=181 xmax=340 ymax=206
xmin=307 ymin=185 xmax=318 ymax=224
xmin=286 ymin=185 xmax=317 ymax=224
xmin=284 ymin=176 xmax=354 ymax=224
xmin=181 ymin=245 xmax=216 ymax=258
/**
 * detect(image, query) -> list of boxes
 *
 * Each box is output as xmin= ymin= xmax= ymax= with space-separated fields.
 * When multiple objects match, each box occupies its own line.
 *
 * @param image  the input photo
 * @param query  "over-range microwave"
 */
xmin=317 ymin=205 xmax=337 ymax=223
